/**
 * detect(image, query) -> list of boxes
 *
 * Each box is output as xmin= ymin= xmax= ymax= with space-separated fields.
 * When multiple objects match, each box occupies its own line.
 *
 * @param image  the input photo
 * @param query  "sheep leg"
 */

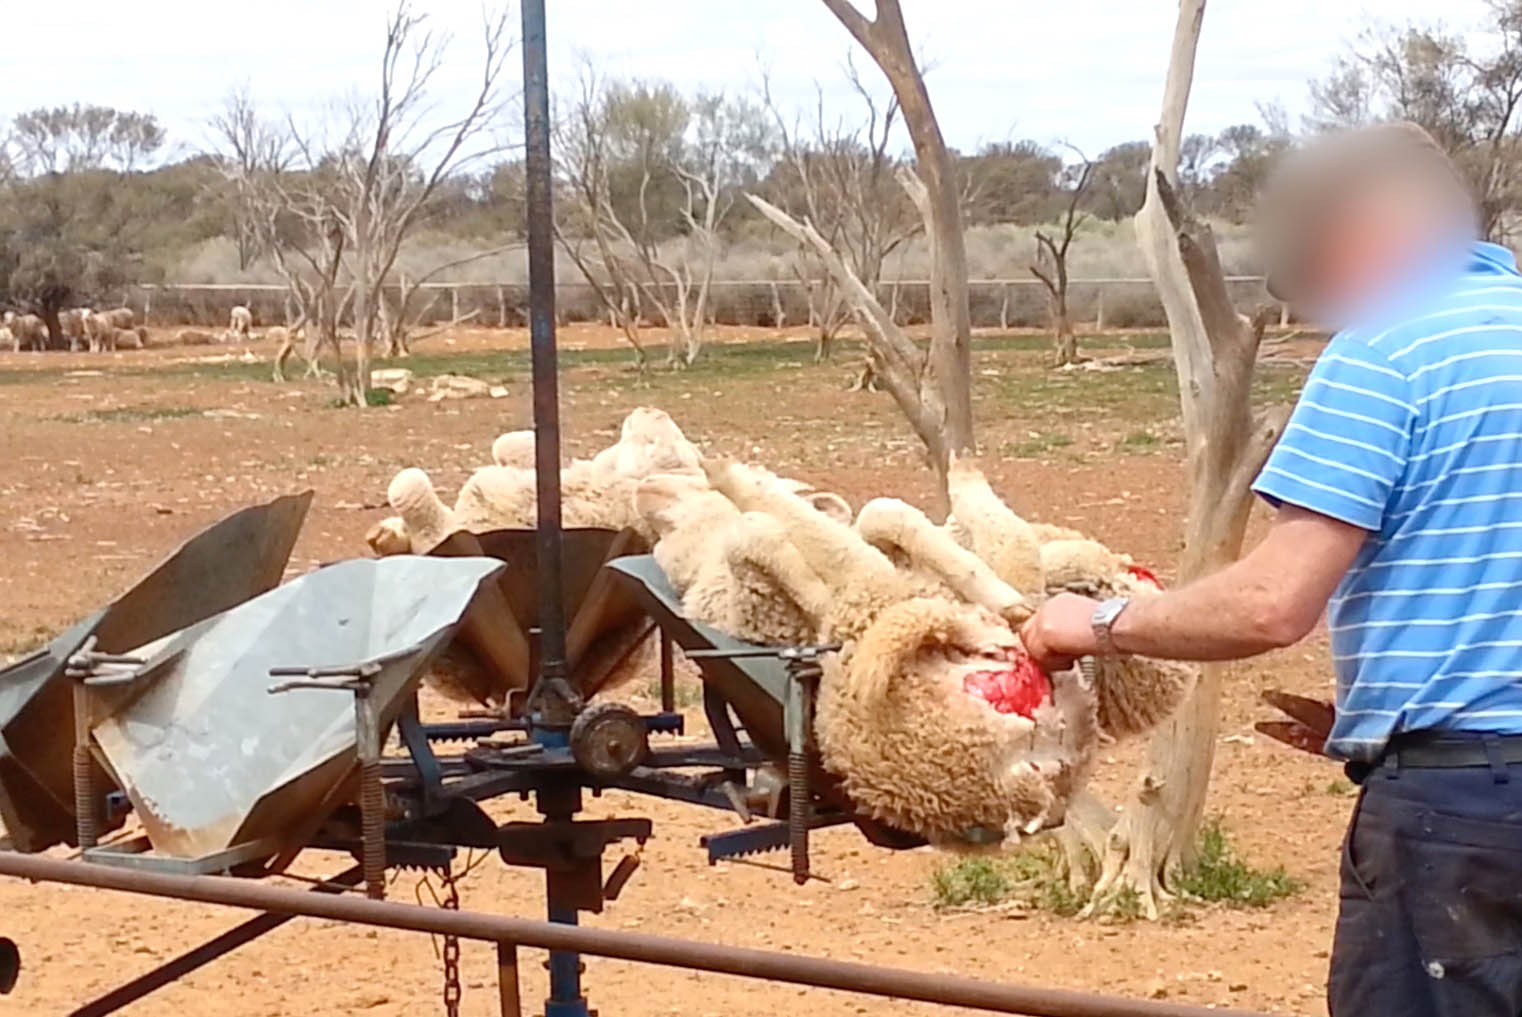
xmin=721 ymin=514 xmax=834 ymax=634
xmin=856 ymin=497 xmax=1030 ymax=623
xmin=705 ymin=459 xmax=898 ymax=595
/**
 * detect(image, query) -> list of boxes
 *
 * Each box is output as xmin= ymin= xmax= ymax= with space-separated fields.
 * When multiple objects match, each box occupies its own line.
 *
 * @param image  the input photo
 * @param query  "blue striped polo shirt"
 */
xmin=1253 ymin=241 xmax=1522 ymax=760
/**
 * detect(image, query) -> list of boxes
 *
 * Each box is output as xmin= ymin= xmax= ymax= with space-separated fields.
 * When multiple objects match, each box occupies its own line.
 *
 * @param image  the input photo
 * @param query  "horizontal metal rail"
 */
xmin=0 ymin=852 xmax=1279 ymax=1017
xmin=131 ymin=277 xmax=1272 ymax=291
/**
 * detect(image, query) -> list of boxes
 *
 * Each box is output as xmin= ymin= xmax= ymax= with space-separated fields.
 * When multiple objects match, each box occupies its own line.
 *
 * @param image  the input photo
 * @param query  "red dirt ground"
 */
xmin=0 ymin=327 xmax=1340 ymax=1017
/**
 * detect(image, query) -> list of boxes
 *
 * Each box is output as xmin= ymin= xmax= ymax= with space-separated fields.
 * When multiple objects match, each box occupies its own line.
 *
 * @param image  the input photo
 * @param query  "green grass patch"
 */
xmin=1118 ymin=429 xmax=1162 ymax=450
xmin=1325 ymin=778 xmax=1356 ymax=798
xmin=364 ymin=387 xmax=394 ymax=407
xmin=1176 ymin=816 xmax=1303 ymax=908
xmin=57 ymin=405 xmax=202 ymax=423
xmin=1001 ymin=432 xmax=1074 ymax=458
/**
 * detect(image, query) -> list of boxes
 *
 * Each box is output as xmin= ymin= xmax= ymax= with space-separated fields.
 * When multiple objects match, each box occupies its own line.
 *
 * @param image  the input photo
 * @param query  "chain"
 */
xmin=439 ymin=863 xmax=462 ymax=1017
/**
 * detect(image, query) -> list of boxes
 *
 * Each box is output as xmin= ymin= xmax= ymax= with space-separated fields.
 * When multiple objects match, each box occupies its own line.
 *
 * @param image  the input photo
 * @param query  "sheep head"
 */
xmin=386 ymin=467 xmax=459 ymax=554
xmin=491 ymin=430 xmax=537 ymax=469
xmin=816 ymin=597 xmax=1100 ymax=848
xmin=365 ymin=516 xmax=411 ymax=557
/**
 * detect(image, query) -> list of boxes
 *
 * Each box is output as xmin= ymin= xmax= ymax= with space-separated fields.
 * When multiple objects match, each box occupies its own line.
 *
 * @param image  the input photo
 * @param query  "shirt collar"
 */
xmin=1467 ymin=240 xmax=1520 ymax=277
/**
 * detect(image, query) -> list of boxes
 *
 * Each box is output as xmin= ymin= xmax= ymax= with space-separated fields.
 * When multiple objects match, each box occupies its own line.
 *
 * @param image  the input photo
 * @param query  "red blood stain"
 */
xmin=963 ymin=653 xmax=1052 ymax=719
xmin=1126 ymin=563 xmax=1163 ymax=589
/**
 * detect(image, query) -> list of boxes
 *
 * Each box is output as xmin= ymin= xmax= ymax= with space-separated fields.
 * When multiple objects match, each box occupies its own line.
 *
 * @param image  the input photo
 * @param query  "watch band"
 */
xmin=1091 ymin=597 xmax=1131 ymax=656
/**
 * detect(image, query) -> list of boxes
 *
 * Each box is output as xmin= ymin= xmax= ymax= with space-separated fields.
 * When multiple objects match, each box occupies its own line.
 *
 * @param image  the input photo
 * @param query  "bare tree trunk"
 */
xmin=1052 ymin=300 xmax=1077 ymax=366
xmin=818 ymin=0 xmax=974 ymax=485
xmin=1078 ymin=0 xmax=1288 ymax=919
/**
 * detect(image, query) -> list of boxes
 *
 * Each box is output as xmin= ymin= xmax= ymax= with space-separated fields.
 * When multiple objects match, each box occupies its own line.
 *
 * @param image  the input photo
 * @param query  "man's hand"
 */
xmin=1020 ymin=592 xmax=1101 ymax=672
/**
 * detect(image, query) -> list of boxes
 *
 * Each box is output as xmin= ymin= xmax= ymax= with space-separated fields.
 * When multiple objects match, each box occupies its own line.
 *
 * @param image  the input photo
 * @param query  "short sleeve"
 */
xmin=1252 ymin=339 xmax=1415 ymax=531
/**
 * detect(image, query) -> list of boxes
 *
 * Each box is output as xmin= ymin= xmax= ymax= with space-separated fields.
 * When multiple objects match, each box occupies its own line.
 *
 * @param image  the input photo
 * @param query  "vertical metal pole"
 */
xmin=497 ymin=941 xmax=522 ymax=1017
xmin=539 ymin=783 xmax=587 ymax=1017
xmin=522 ymin=0 xmax=568 ymax=702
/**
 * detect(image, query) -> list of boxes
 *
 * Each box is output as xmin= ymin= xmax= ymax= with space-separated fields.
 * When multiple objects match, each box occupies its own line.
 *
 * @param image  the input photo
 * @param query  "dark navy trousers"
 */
xmin=1331 ymin=750 xmax=1522 ymax=1016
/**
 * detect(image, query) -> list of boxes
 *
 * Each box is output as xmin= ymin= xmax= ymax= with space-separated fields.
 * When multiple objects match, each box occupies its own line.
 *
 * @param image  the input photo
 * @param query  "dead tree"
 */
xmin=1072 ymin=0 xmax=1288 ymax=919
xmin=1028 ymin=147 xmax=1094 ymax=366
xmin=761 ymin=60 xmax=920 ymax=363
xmin=322 ymin=4 xmax=512 ymax=405
xmin=821 ymin=0 xmax=974 ymax=478
xmin=754 ymin=0 xmax=972 ymax=501
xmin=379 ymin=245 xmax=516 ymax=357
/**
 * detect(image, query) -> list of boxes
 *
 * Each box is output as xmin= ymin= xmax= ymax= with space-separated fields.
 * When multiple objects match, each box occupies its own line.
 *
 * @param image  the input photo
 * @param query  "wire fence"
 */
xmin=129 ymin=277 xmax=1287 ymax=332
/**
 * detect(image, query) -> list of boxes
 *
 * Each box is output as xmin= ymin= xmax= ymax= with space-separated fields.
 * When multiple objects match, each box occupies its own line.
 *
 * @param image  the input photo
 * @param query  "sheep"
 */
xmin=228 ymin=305 xmax=253 ymax=339
xmin=854 ymin=497 xmax=1031 ymax=624
xmin=385 ymin=468 xmax=460 ymax=554
xmin=491 ymin=430 xmax=536 ymax=469
xmin=943 ymin=455 xmax=1045 ymax=603
xmin=635 ymin=472 xmax=825 ymax=647
xmin=7 ymin=313 xmax=46 ymax=352
xmin=112 ymin=326 xmax=145 ymax=351
xmin=942 ymin=460 xmax=1197 ymax=741
xmin=693 ymin=460 xmax=1099 ymax=846
xmin=174 ymin=328 xmax=217 ymax=346
xmin=104 ymin=307 xmax=134 ymax=330
xmin=0 ymin=327 xmax=13 ymax=353
xmin=85 ymin=312 xmax=115 ymax=352
xmin=365 ymin=516 xmax=412 ymax=557
xmin=59 ymin=308 xmax=88 ymax=352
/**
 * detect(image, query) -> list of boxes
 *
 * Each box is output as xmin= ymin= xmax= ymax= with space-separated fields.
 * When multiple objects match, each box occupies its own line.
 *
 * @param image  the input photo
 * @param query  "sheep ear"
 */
xmin=806 ymin=491 xmax=852 ymax=525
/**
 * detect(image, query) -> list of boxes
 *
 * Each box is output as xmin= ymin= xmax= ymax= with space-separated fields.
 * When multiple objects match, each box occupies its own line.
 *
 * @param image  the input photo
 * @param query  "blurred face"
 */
xmin=1300 ymin=176 xmax=1466 ymax=328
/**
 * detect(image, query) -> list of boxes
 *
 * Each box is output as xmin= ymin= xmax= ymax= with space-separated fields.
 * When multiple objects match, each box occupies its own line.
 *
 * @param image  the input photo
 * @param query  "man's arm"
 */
xmin=1020 ymin=505 xmax=1368 ymax=670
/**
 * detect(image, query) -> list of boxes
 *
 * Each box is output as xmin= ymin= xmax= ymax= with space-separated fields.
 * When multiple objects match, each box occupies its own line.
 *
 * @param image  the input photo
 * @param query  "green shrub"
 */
xmin=931 ymin=857 xmax=1013 ymax=908
xmin=1177 ymin=816 xmax=1302 ymax=908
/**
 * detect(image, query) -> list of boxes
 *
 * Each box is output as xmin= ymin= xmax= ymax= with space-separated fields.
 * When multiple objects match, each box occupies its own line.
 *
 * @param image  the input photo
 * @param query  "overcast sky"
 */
xmin=4 ymin=1 xmax=1496 ymax=161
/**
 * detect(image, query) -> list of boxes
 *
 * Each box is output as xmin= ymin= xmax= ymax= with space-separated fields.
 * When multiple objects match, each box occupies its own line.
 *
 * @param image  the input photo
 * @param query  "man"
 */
xmin=1021 ymin=122 xmax=1522 ymax=1017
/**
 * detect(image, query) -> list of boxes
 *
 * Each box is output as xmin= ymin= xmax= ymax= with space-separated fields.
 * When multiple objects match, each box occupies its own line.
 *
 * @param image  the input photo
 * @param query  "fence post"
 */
xmin=498 ymin=286 xmax=507 ymax=328
xmin=999 ymin=284 xmax=1010 ymax=331
xmin=1279 ymin=301 xmax=1289 ymax=328
xmin=451 ymin=286 xmax=461 ymax=324
xmin=1095 ymin=287 xmax=1106 ymax=332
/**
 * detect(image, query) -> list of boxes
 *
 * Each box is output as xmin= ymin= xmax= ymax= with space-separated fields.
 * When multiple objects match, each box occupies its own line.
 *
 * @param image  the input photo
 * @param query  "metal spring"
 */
xmin=72 ymin=745 xmax=97 ymax=849
xmin=360 ymin=759 xmax=387 ymax=900
xmin=788 ymin=751 xmax=809 ymax=885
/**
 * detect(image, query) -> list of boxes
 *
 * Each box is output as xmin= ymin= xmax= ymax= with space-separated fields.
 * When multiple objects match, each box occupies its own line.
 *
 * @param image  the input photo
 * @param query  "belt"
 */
xmin=1386 ymin=732 xmax=1522 ymax=769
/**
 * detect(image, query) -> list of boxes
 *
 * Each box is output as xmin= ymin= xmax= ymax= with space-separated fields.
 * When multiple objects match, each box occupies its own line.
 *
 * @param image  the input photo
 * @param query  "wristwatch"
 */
xmin=1091 ymin=597 xmax=1131 ymax=656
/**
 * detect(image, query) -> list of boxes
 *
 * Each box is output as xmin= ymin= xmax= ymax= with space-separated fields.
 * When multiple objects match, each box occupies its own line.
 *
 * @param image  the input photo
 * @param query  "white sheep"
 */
xmin=228 ymin=305 xmax=253 ymax=339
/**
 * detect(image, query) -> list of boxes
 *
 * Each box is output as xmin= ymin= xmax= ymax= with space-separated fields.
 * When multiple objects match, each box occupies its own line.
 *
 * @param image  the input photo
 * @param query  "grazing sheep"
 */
xmin=0 ymin=327 xmax=13 ymax=352
xmin=104 ymin=307 xmax=134 ymax=330
xmin=7 ymin=313 xmax=46 ymax=352
xmin=86 ymin=312 xmax=116 ymax=352
xmin=228 ymin=305 xmax=252 ymax=339
xmin=60 ymin=308 xmax=89 ymax=352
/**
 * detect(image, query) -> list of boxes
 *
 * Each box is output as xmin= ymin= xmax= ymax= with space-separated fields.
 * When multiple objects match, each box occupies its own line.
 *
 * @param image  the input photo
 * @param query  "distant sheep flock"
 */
xmin=0 ymin=304 xmax=270 ymax=353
